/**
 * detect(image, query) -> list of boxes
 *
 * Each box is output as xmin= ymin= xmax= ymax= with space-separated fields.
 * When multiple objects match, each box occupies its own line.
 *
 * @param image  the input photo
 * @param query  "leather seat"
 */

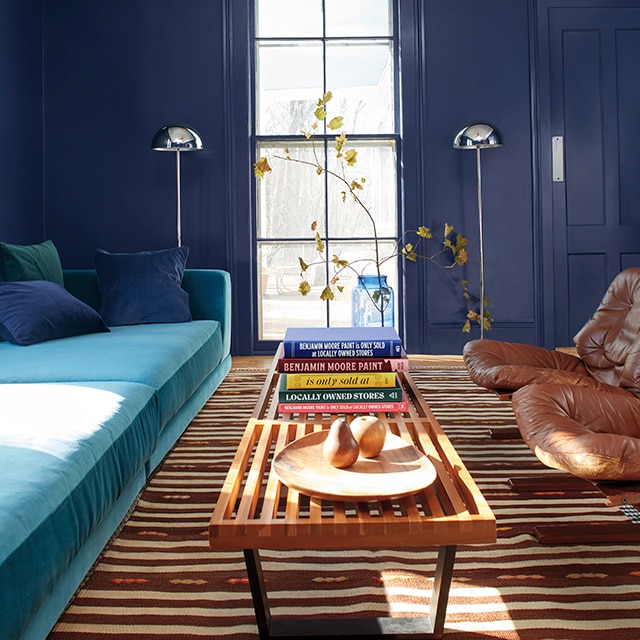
xmin=463 ymin=267 xmax=640 ymax=398
xmin=512 ymin=383 xmax=640 ymax=481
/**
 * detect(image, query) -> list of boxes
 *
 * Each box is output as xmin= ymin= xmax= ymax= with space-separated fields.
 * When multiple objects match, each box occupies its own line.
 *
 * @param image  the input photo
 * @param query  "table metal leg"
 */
xmin=243 ymin=545 xmax=457 ymax=639
xmin=244 ymin=548 xmax=271 ymax=639
xmin=429 ymin=546 xmax=457 ymax=637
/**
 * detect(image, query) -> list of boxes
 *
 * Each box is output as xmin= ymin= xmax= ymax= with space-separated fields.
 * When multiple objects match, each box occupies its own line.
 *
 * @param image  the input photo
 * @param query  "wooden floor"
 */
xmin=232 ymin=354 xmax=464 ymax=369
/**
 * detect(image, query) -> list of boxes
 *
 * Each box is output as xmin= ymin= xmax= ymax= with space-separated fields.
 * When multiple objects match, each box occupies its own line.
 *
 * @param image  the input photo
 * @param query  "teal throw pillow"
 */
xmin=0 ymin=240 xmax=64 ymax=285
xmin=0 ymin=280 xmax=110 ymax=346
xmin=95 ymin=247 xmax=192 ymax=326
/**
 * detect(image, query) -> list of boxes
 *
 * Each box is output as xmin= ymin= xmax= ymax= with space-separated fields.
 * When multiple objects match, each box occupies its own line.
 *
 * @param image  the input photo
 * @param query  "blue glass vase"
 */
xmin=351 ymin=274 xmax=395 ymax=327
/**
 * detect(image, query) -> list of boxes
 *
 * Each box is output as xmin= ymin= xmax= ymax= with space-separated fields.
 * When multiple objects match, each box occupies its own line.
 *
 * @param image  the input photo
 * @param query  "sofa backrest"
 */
xmin=63 ymin=268 xmax=232 ymax=358
xmin=574 ymin=267 xmax=640 ymax=394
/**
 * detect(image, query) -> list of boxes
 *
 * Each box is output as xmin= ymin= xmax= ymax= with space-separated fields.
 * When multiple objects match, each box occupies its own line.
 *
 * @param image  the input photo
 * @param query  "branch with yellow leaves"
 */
xmin=254 ymin=92 xmax=491 ymax=333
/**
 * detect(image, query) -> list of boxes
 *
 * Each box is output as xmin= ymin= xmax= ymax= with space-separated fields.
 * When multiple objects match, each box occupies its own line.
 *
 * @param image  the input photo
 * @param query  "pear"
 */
xmin=322 ymin=418 xmax=359 ymax=468
xmin=349 ymin=415 xmax=386 ymax=458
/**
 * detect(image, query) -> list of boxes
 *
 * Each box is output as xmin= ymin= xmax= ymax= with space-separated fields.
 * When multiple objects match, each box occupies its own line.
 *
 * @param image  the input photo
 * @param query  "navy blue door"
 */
xmin=548 ymin=6 xmax=640 ymax=345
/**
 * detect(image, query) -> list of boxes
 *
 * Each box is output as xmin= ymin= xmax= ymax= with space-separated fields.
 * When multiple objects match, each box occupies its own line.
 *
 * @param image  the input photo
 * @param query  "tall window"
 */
xmin=255 ymin=0 xmax=398 ymax=340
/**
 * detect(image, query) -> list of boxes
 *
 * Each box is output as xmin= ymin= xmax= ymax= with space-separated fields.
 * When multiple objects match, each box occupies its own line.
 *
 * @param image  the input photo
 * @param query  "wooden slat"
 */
xmin=235 ymin=420 xmax=273 ymax=523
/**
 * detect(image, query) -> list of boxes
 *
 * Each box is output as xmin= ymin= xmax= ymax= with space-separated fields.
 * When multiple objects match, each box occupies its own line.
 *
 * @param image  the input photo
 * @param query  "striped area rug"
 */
xmin=49 ymin=368 xmax=640 ymax=640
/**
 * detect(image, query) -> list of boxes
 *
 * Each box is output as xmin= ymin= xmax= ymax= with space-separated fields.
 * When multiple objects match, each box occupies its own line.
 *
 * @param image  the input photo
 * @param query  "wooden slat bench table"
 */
xmin=209 ymin=352 xmax=496 ymax=639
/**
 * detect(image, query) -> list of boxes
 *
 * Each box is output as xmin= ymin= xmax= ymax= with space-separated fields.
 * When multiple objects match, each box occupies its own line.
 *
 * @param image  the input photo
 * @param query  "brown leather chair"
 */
xmin=463 ymin=267 xmax=640 ymax=398
xmin=464 ymin=268 xmax=640 ymax=481
xmin=512 ymin=383 xmax=640 ymax=481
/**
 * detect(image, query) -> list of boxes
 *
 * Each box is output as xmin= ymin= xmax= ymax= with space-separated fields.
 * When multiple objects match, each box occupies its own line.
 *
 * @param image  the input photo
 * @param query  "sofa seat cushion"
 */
xmin=512 ymin=383 xmax=640 ymax=481
xmin=0 ymin=320 xmax=224 ymax=427
xmin=0 ymin=382 xmax=158 ymax=640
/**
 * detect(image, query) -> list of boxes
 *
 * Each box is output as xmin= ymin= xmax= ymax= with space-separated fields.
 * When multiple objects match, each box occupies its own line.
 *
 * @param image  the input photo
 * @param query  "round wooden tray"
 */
xmin=272 ymin=431 xmax=436 ymax=501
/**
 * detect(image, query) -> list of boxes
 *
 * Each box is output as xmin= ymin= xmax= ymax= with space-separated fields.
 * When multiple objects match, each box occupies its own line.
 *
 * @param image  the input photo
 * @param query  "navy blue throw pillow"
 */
xmin=95 ymin=247 xmax=192 ymax=326
xmin=0 ymin=280 xmax=110 ymax=346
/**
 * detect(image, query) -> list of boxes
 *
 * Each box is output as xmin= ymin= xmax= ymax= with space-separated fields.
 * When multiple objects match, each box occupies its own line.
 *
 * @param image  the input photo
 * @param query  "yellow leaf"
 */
xmin=335 ymin=131 xmax=346 ymax=154
xmin=299 ymin=281 xmax=311 ymax=296
xmin=320 ymin=285 xmax=334 ymax=301
xmin=315 ymin=232 xmax=325 ymax=253
xmin=344 ymin=149 xmax=358 ymax=166
xmin=337 ymin=285 xmax=345 ymax=292
xmin=328 ymin=116 xmax=344 ymax=130
xmin=311 ymin=221 xmax=318 ymax=231
xmin=402 ymin=244 xmax=417 ymax=262
xmin=298 ymin=257 xmax=309 ymax=272
xmin=317 ymin=91 xmax=332 ymax=106
xmin=253 ymin=157 xmax=272 ymax=179
xmin=455 ymin=233 xmax=468 ymax=250
xmin=417 ymin=226 xmax=432 ymax=239
xmin=350 ymin=180 xmax=363 ymax=191
xmin=456 ymin=247 xmax=468 ymax=266
xmin=316 ymin=166 xmax=323 ymax=175
xmin=444 ymin=223 xmax=454 ymax=237
xmin=462 ymin=319 xmax=471 ymax=333
xmin=314 ymin=106 xmax=327 ymax=121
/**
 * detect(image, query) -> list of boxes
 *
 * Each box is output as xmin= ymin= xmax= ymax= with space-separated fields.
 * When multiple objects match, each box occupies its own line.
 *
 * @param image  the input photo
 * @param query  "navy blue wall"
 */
xmin=42 ymin=0 xmax=229 ymax=270
xmin=402 ymin=0 xmax=537 ymax=354
xmin=0 ymin=1 xmax=43 ymax=243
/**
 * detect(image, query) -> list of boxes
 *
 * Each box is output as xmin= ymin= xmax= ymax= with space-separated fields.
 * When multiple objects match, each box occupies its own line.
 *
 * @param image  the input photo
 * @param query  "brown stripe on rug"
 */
xmin=48 ymin=368 xmax=640 ymax=640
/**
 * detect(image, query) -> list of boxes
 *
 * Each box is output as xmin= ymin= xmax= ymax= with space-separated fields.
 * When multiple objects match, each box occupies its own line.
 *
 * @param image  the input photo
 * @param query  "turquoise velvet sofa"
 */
xmin=0 ymin=269 xmax=232 ymax=640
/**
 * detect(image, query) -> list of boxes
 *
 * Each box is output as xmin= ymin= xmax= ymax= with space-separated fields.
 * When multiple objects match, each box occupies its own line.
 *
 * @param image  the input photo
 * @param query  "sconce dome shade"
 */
xmin=151 ymin=124 xmax=203 ymax=151
xmin=453 ymin=123 xmax=503 ymax=149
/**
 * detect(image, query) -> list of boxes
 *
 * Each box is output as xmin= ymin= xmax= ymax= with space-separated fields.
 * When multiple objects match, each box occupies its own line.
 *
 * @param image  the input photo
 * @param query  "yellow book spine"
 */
xmin=285 ymin=372 xmax=397 ymax=389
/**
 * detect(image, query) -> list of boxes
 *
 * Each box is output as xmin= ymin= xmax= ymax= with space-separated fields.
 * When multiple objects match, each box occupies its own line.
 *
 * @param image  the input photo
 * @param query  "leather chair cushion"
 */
xmin=462 ymin=339 xmax=626 ymax=394
xmin=512 ymin=383 xmax=640 ymax=481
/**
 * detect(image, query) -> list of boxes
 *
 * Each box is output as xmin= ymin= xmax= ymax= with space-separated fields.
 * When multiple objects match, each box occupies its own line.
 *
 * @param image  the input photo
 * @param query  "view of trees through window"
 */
xmin=254 ymin=0 xmax=398 ymax=340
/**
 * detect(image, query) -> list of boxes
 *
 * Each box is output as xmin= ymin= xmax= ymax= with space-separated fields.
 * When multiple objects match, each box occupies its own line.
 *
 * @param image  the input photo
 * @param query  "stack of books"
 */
xmin=276 ymin=326 xmax=409 ymax=414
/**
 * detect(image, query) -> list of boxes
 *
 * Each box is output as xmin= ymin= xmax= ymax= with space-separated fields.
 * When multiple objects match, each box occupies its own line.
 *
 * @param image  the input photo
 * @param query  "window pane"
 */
xmin=258 ymin=239 xmax=398 ymax=339
xmin=326 ymin=42 xmax=394 ymax=133
xmin=256 ymin=0 xmax=323 ymax=37
xmin=257 ymin=141 xmax=327 ymax=238
xmin=259 ymin=241 xmax=335 ymax=339
xmin=326 ymin=140 xmax=396 ymax=237
xmin=257 ymin=42 xmax=324 ymax=135
xmin=325 ymin=0 xmax=392 ymax=37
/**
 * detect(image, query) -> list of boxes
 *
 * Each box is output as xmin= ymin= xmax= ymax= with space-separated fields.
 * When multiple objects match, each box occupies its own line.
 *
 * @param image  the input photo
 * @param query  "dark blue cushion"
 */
xmin=0 ymin=280 xmax=109 ymax=345
xmin=0 ymin=240 xmax=64 ymax=285
xmin=95 ymin=247 xmax=192 ymax=326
